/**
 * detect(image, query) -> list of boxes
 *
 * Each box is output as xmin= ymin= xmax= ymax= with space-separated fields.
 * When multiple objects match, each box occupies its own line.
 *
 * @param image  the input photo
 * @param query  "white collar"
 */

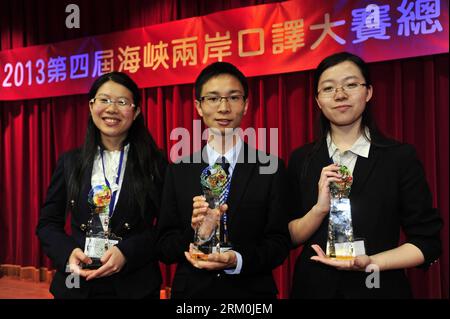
xmin=326 ymin=128 xmax=371 ymax=158
xmin=206 ymin=135 xmax=242 ymax=169
xmin=98 ymin=143 xmax=130 ymax=154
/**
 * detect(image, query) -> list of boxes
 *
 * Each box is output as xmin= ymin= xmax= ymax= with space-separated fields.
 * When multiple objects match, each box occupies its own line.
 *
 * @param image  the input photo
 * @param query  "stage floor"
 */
xmin=0 ymin=277 xmax=52 ymax=299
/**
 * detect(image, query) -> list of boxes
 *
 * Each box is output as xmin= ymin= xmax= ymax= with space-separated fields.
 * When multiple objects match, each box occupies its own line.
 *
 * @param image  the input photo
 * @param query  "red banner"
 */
xmin=0 ymin=0 xmax=448 ymax=101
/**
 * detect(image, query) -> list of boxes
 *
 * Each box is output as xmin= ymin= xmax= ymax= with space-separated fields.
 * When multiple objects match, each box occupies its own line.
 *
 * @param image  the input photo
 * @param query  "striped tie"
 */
xmin=217 ymin=156 xmax=230 ymax=205
xmin=217 ymin=156 xmax=231 ymax=244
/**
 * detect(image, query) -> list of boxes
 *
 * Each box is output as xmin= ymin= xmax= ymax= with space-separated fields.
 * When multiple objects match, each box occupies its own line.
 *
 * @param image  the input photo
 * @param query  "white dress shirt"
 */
xmin=91 ymin=144 xmax=129 ymax=214
xmin=326 ymin=129 xmax=371 ymax=175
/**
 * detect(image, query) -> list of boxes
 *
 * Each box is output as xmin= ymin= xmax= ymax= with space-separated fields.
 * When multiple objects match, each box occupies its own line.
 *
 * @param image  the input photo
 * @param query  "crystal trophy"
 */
xmin=192 ymin=164 xmax=233 ymax=260
xmin=326 ymin=165 xmax=365 ymax=260
xmin=83 ymin=185 xmax=122 ymax=269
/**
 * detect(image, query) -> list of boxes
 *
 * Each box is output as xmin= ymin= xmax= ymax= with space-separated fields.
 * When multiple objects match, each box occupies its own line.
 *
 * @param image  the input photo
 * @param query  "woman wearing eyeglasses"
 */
xmin=37 ymin=72 xmax=166 ymax=298
xmin=287 ymin=52 xmax=442 ymax=298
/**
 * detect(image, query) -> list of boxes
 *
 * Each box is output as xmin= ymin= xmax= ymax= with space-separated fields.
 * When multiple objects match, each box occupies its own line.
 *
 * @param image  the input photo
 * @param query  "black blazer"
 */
xmin=157 ymin=143 xmax=291 ymax=298
xmin=36 ymin=148 xmax=166 ymax=298
xmin=288 ymin=136 xmax=442 ymax=298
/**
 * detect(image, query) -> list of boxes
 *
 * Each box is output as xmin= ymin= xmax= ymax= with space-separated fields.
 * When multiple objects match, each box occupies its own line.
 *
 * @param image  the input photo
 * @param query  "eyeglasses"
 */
xmin=199 ymin=95 xmax=246 ymax=107
xmin=90 ymin=97 xmax=135 ymax=109
xmin=318 ymin=83 xmax=368 ymax=97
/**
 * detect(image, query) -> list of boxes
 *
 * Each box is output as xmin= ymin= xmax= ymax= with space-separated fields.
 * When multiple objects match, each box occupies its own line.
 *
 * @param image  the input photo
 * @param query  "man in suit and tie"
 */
xmin=157 ymin=62 xmax=290 ymax=299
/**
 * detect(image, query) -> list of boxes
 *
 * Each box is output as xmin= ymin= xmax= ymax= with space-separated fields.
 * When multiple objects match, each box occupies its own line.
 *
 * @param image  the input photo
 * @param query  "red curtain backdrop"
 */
xmin=1 ymin=0 xmax=448 ymax=299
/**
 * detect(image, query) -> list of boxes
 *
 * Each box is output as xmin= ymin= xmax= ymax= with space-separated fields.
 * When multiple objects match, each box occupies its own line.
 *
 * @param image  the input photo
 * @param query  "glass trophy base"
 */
xmin=326 ymin=239 xmax=366 ymax=260
xmin=191 ymin=242 xmax=233 ymax=261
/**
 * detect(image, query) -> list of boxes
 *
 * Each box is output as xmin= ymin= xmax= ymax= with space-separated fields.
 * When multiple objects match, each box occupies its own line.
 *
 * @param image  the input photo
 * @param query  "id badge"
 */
xmin=84 ymin=236 xmax=119 ymax=259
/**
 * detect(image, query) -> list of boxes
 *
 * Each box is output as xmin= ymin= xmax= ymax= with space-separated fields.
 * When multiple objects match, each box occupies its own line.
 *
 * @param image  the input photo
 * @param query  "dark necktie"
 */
xmin=217 ymin=156 xmax=230 ymax=175
xmin=216 ymin=156 xmax=231 ymax=205
xmin=216 ymin=156 xmax=231 ymax=243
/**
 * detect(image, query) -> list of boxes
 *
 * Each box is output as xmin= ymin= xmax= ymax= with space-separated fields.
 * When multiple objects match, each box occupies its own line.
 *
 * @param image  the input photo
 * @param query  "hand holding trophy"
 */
xmin=83 ymin=185 xmax=122 ymax=269
xmin=326 ymin=165 xmax=365 ymax=260
xmin=191 ymin=163 xmax=233 ymax=260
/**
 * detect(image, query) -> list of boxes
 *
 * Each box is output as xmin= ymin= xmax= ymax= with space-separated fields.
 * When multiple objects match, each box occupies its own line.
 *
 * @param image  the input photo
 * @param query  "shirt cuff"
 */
xmin=224 ymin=251 xmax=242 ymax=275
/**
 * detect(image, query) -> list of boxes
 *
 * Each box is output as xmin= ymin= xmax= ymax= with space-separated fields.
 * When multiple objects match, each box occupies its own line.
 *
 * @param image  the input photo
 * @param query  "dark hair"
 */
xmin=68 ymin=72 xmax=165 ymax=221
xmin=313 ymin=51 xmax=379 ymax=142
xmin=313 ymin=52 xmax=372 ymax=97
xmin=302 ymin=52 xmax=385 ymax=177
xmin=194 ymin=62 xmax=249 ymax=100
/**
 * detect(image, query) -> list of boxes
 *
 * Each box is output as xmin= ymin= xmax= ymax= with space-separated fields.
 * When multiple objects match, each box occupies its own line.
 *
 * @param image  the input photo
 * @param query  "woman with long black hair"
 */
xmin=37 ymin=71 xmax=166 ymax=298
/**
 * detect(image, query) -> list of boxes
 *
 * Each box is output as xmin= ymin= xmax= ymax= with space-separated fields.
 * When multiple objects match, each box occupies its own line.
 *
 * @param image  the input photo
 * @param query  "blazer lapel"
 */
xmin=350 ymin=145 xmax=380 ymax=199
xmin=310 ymin=141 xmax=334 ymax=184
xmin=191 ymin=155 xmax=209 ymax=200
xmin=226 ymin=144 xmax=256 ymax=223
xmin=185 ymin=151 xmax=210 ymax=212
xmin=78 ymin=161 xmax=93 ymax=219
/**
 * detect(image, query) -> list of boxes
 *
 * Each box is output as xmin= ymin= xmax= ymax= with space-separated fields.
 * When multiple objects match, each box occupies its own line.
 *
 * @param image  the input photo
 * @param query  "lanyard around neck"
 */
xmin=100 ymin=148 xmax=125 ymax=217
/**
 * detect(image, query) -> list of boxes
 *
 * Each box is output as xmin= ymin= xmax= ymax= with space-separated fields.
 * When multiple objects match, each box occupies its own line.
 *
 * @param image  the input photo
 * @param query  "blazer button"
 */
xmin=216 ymin=273 xmax=221 ymax=278
xmin=80 ymin=224 xmax=87 ymax=231
xmin=124 ymin=223 xmax=131 ymax=230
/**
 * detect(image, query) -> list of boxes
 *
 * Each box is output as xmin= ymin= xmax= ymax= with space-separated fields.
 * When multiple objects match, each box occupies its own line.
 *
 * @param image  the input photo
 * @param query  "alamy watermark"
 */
xmin=365 ymin=264 xmax=380 ymax=289
xmin=65 ymin=272 xmax=80 ymax=289
xmin=169 ymin=120 xmax=279 ymax=174
xmin=65 ymin=4 xmax=80 ymax=29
